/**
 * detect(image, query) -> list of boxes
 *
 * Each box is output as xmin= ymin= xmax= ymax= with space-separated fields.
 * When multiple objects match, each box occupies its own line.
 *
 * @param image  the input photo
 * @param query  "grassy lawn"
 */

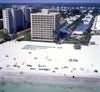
xmin=16 ymin=31 xmax=31 ymax=41
xmin=0 ymin=30 xmax=9 ymax=39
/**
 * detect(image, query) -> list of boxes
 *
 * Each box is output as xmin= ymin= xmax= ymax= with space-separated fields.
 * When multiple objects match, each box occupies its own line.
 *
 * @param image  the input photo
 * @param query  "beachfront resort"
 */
xmin=1 ymin=8 xmax=100 ymax=80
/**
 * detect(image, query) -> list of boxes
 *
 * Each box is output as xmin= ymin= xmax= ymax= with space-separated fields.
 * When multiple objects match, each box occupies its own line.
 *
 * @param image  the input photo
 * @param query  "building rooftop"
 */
xmin=89 ymin=35 xmax=100 ymax=45
xmin=31 ymin=9 xmax=59 ymax=15
xmin=31 ymin=12 xmax=59 ymax=15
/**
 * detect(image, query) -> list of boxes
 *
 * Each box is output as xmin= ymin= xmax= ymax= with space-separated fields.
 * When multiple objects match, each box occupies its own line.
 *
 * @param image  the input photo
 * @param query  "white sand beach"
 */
xmin=0 ymin=39 xmax=100 ymax=82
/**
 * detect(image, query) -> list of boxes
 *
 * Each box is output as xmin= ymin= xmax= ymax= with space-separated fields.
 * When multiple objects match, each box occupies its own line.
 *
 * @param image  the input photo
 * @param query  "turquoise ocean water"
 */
xmin=0 ymin=80 xmax=100 ymax=92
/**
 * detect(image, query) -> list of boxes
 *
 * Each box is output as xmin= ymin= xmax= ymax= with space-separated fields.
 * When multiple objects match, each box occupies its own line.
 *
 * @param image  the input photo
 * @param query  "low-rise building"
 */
xmin=91 ymin=15 xmax=100 ymax=33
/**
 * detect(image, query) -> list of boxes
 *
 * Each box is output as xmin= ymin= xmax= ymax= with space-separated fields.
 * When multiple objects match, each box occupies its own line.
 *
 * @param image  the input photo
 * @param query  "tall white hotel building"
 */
xmin=31 ymin=9 xmax=60 ymax=42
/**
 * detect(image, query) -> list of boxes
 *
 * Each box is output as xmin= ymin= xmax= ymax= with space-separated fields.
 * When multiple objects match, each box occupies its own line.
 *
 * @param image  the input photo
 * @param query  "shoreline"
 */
xmin=0 ymin=71 xmax=100 ymax=85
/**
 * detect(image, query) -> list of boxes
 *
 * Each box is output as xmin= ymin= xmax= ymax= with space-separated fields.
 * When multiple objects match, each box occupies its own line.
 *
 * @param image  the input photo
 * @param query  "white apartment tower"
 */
xmin=3 ymin=8 xmax=16 ymax=34
xmin=3 ymin=9 xmax=12 ymax=34
xmin=31 ymin=9 xmax=60 ymax=42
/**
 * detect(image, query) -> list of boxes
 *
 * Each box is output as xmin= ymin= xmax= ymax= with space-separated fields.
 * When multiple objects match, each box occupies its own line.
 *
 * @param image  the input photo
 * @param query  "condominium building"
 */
xmin=3 ymin=7 xmax=31 ymax=35
xmin=31 ymin=9 xmax=60 ymax=42
xmin=3 ymin=8 xmax=16 ymax=34
xmin=20 ymin=7 xmax=31 ymax=28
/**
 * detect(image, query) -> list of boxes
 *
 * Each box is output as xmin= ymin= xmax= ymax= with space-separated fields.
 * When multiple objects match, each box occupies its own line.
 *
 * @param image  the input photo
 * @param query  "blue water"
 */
xmin=0 ymin=80 xmax=100 ymax=92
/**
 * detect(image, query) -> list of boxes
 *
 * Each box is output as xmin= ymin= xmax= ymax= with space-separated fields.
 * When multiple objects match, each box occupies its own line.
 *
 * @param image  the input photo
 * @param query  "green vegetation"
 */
xmin=0 ymin=29 xmax=10 ymax=40
xmin=0 ymin=30 xmax=6 ymax=38
xmin=64 ymin=37 xmax=78 ymax=43
xmin=79 ymin=33 xmax=91 ymax=45
xmin=23 ymin=31 xmax=31 ymax=41
xmin=16 ymin=30 xmax=31 ymax=41
xmin=64 ymin=28 xmax=92 ymax=45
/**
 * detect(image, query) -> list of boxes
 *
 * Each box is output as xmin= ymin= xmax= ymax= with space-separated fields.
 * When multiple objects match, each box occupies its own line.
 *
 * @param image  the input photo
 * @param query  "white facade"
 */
xmin=89 ymin=35 xmax=100 ymax=45
xmin=91 ymin=15 xmax=100 ymax=33
xmin=3 ymin=9 xmax=11 ymax=33
xmin=31 ymin=10 xmax=60 ymax=42
xmin=3 ymin=8 xmax=17 ymax=34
